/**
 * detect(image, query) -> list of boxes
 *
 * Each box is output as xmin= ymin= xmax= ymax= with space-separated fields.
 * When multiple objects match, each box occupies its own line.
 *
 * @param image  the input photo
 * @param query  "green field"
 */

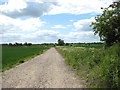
xmin=56 ymin=43 xmax=120 ymax=88
xmin=2 ymin=45 xmax=51 ymax=71
xmin=72 ymin=43 xmax=104 ymax=48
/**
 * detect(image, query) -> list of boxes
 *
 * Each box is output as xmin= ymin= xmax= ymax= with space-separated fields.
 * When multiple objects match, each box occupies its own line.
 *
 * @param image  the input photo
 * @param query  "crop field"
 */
xmin=56 ymin=43 xmax=120 ymax=88
xmin=2 ymin=45 xmax=51 ymax=71
xmin=72 ymin=43 xmax=104 ymax=48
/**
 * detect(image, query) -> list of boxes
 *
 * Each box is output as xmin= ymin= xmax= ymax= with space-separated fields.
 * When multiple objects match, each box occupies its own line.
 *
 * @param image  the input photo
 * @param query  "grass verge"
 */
xmin=56 ymin=43 xmax=120 ymax=88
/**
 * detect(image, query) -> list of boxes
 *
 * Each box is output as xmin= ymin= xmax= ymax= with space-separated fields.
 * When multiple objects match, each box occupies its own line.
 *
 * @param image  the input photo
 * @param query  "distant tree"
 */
xmin=54 ymin=43 xmax=57 ymax=46
xmin=24 ymin=42 xmax=28 ymax=46
xmin=65 ymin=43 xmax=69 ymax=46
xmin=58 ymin=39 xmax=65 ymax=46
xmin=15 ymin=42 xmax=19 ymax=46
xmin=9 ymin=43 xmax=13 ymax=46
xmin=19 ymin=43 xmax=23 ymax=46
xmin=23 ymin=42 xmax=32 ymax=46
xmin=27 ymin=43 xmax=32 ymax=46
xmin=13 ymin=42 xmax=23 ymax=46
xmin=90 ymin=1 xmax=120 ymax=47
xmin=2 ymin=44 xmax=8 ymax=46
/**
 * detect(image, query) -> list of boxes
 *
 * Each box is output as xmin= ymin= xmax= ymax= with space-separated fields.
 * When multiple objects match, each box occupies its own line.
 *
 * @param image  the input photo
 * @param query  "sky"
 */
xmin=0 ymin=0 xmax=116 ymax=44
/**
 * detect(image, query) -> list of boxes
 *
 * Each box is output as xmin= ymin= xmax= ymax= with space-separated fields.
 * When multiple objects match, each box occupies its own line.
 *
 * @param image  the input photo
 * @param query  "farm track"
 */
xmin=2 ymin=48 xmax=86 ymax=88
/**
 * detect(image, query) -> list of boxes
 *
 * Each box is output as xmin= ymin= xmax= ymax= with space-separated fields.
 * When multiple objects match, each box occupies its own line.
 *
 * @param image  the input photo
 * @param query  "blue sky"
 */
xmin=40 ymin=13 xmax=97 ymax=34
xmin=0 ymin=0 xmax=115 ymax=44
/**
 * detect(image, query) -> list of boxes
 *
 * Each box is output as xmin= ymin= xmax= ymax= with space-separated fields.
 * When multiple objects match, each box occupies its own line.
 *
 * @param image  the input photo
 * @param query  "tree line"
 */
xmin=1 ymin=41 xmax=103 ymax=46
xmin=2 ymin=42 xmax=32 ymax=46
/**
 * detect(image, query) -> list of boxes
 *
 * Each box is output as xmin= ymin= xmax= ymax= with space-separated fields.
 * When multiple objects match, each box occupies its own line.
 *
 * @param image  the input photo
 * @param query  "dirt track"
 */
xmin=2 ymin=48 xmax=86 ymax=88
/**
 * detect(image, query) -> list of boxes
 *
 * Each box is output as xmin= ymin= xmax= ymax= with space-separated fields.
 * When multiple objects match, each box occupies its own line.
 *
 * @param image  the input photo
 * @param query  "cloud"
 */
xmin=1 ymin=29 xmax=100 ymax=44
xmin=58 ymin=31 xmax=100 ymax=43
xmin=0 ymin=0 xmax=57 ymax=18
xmin=31 ymin=30 xmax=59 ymax=43
xmin=48 ymin=0 xmax=114 ymax=15
xmin=1 ymin=33 xmax=24 ymax=43
xmin=0 ymin=0 xmax=105 ymax=44
xmin=73 ymin=17 xmax=95 ymax=31
xmin=69 ymin=20 xmax=74 ymax=22
xmin=0 ymin=0 xmax=114 ymax=18
xmin=67 ymin=25 xmax=72 ymax=27
xmin=1 ymin=30 xmax=59 ymax=43
xmin=51 ymin=25 xmax=67 ymax=29
xmin=0 ymin=14 xmax=45 ymax=33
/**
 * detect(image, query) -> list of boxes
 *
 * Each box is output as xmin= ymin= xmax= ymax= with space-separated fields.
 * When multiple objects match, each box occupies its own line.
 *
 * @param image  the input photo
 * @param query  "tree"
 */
xmin=24 ymin=42 xmax=28 ymax=46
xmin=14 ymin=42 xmax=19 ymax=46
xmin=23 ymin=42 xmax=32 ymax=46
xmin=9 ymin=43 xmax=13 ymax=46
xmin=65 ymin=43 xmax=69 ymax=46
xmin=27 ymin=43 xmax=32 ymax=46
xmin=58 ymin=39 xmax=65 ymax=46
xmin=19 ymin=43 xmax=23 ymax=46
xmin=90 ymin=1 xmax=120 ymax=47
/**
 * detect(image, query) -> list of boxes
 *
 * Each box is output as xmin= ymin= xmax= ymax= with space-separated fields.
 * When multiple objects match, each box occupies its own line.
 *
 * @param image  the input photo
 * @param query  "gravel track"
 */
xmin=2 ymin=48 xmax=86 ymax=88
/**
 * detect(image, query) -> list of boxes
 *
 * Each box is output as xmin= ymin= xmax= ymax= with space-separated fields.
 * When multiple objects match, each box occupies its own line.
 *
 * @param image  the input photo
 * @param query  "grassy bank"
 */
xmin=56 ymin=43 xmax=120 ymax=88
xmin=2 ymin=45 xmax=51 ymax=71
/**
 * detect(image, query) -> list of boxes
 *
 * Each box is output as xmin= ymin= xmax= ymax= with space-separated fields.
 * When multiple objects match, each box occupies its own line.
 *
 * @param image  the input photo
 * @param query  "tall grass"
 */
xmin=56 ymin=43 xmax=120 ymax=88
xmin=2 ymin=45 xmax=50 ymax=71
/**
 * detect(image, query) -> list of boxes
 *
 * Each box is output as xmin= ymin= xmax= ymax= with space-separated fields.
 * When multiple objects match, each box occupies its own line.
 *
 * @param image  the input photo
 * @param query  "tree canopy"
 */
xmin=58 ymin=39 xmax=65 ymax=46
xmin=90 ymin=1 xmax=120 ymax=47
